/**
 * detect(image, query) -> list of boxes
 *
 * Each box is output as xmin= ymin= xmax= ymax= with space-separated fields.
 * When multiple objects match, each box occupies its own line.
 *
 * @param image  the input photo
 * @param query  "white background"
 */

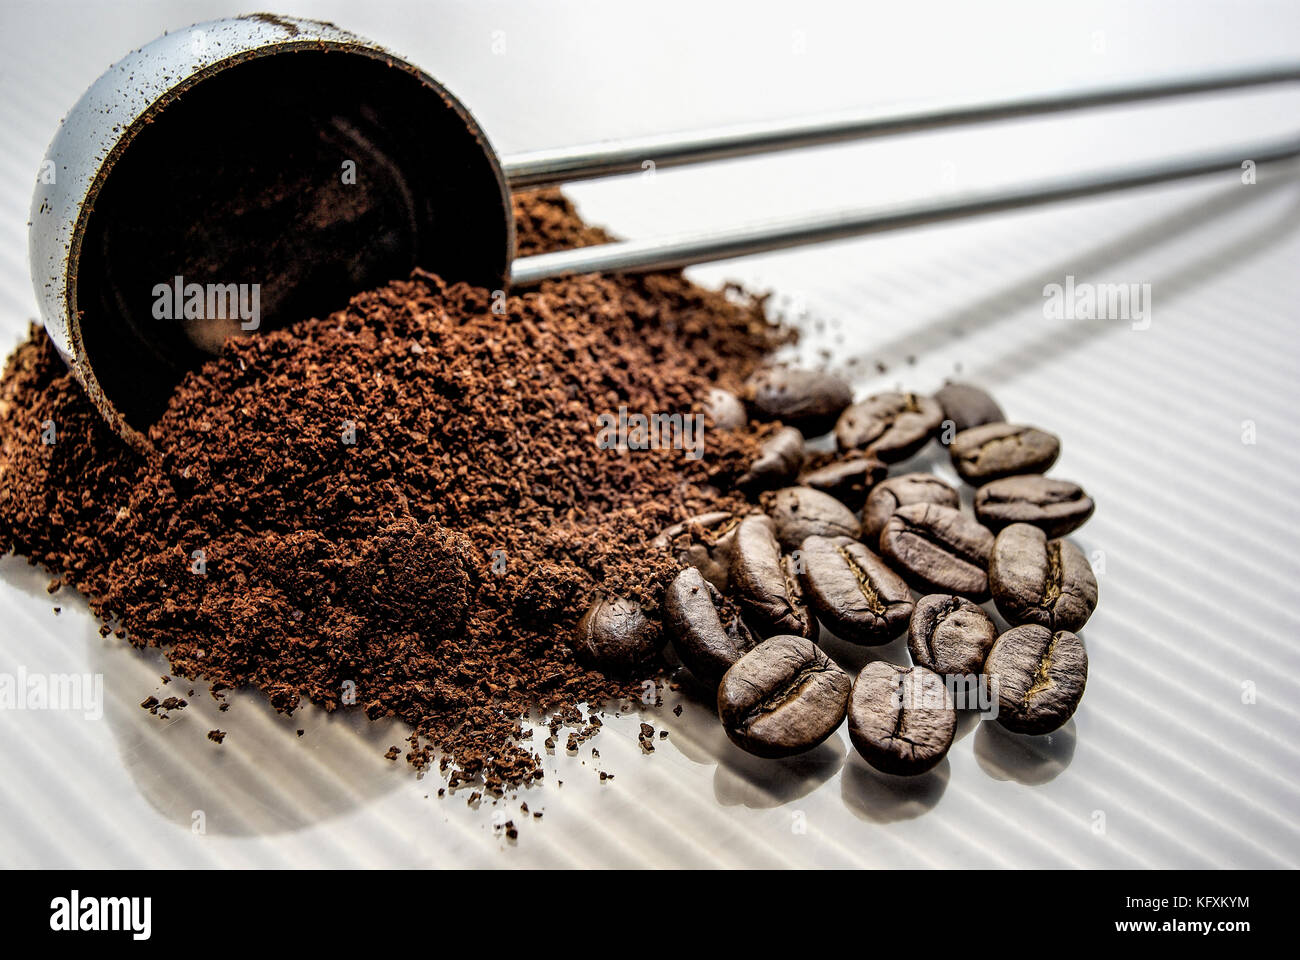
xmin=1 ymin=0 xmax=1298 ymax=867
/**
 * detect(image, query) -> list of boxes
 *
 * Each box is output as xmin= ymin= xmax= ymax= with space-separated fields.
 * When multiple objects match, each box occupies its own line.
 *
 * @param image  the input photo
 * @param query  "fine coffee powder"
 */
xmin=0 ymin=190 xmax=784 ymax=791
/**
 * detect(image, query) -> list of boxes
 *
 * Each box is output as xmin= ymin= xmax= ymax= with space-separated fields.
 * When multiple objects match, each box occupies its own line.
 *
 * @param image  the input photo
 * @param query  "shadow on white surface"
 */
xmin=72 ymin=598 xmax=411 ymax=837
xmin=0 ymin=552 xmax=59 ymax=600
xmin=713 ymin=735 xmax=848 ymax=809
xmin=861 ymin=172 xmax=1300 ymax=379
xmin=841 ymin=755 xmax=950 ymax=823
xmin=974 ymin=717 xmax=1079 ymax=786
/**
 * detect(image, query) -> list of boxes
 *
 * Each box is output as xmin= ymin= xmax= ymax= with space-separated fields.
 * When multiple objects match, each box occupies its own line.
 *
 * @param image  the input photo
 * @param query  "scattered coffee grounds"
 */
xmin=0 ymin=190 xmax=784 ymax=791
xmin=156 ymin=696 xmax=188 ymax=717
xmin=138 ymin=694 xmax=190 ymax=717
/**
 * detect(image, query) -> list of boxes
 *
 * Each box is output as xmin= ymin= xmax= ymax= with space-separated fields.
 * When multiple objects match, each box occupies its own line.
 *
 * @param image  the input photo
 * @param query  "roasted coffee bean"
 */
xmin=974 ymin=475 xmax=1094 ymax=538
xmin=985 ymin=624 xmax=1087 ymax=734
xmin=949 ymin=422 xmax=1060 ymax=483
xmin=880 ymin=502 xmax=995 ymax=600
xmin=717 ymin=635 xmax=850 ymax=758
xmin=934 ymin=382 xmax=1004 ymax=434
xmin=798 ymin=455 xmax=887 ymax=510
xmin=742 ymin=367 xmax=853 ymax=435
xmin=573 ymin=596 xmax=664 ymax=671
xmin=908 ymin=594 xmax=997 ymax=677
xmin=705 ymin=387 xmax=748 ymax=430
xmin=862 ymin=472 xmax=960 ymax=541
xmin=988 ymin=523 xmax=1097 ymax=632
xmin=761 ymin=486 xmax=861 ymax=551
xmin=665 ymin=566 xmax=758 ymax=686
xmin=799 ymin=536 xmax=913 ymax=645
xmin=730 ymin=515 xmax=818 ymax=640
xmin=738 ymin=425 xmax=805 ymax=491
xmin=848 ymin=661 xmax=956 ymax=775
xmin=835 ymin=392 xmax=944 ymax=462
xmin=651 ymin=511 xmax=743 ymax=592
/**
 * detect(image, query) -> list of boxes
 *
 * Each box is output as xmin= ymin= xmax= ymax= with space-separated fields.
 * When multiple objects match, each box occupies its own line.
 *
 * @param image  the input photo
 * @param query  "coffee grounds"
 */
xmin=139 ymin=695 xmax=188 ymax=718
xmin=0 ymin=190 xmax=784 ymax=791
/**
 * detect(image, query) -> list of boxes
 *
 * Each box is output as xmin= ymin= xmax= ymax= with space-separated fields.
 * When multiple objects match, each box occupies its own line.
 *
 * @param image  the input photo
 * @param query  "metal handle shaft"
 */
xmin=501 ymin=62 xmax=1300 ymax=188
xmin=508 ymin=137 xmax=1300 ymax=286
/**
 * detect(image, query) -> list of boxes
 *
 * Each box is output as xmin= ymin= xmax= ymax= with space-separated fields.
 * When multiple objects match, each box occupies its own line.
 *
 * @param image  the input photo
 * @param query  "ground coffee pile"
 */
xmin=0 ymin=190 xmax=784 ymax=790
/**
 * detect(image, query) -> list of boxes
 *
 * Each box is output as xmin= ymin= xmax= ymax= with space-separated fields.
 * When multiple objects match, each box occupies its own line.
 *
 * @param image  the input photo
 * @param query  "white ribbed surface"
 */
xmin=1 ymin=1 xmax=1298 ymax=867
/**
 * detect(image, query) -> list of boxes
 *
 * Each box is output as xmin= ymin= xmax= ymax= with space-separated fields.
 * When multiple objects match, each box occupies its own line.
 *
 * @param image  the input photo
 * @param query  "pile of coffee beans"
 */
xmin=579 ymin=372 xmax=1097 ymax=775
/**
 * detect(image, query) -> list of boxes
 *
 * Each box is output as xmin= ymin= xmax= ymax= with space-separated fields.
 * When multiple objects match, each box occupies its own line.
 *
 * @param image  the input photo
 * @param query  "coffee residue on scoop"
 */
xmin=0 ymin=190 xmax=784 ymax=792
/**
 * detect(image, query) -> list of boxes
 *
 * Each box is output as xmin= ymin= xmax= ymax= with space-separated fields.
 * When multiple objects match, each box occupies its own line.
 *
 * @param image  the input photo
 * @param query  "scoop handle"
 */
xmin=500 ymin=62 xmax=1300 ymax=187
xmin=508 ymin=136 xmax=1300 ymax=286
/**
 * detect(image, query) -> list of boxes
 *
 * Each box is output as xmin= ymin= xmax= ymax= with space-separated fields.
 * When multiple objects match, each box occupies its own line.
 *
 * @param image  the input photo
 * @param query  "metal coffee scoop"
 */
xmin=29 ymin=13 xmax=1300 ymax=445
